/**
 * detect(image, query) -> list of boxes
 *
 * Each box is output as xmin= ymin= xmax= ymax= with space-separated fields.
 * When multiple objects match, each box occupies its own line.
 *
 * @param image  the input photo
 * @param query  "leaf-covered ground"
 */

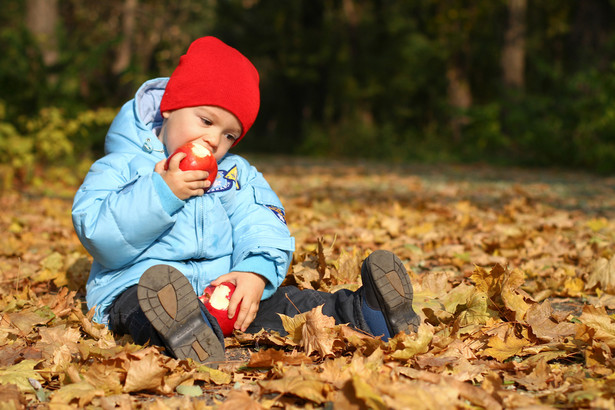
xmin=1 ymin=157 xmax=615 ymax=409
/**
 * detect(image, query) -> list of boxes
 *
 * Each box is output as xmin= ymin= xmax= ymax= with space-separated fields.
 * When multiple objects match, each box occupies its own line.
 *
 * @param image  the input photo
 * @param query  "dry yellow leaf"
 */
xmin=482 ymin=333 xmax=531 ymax=362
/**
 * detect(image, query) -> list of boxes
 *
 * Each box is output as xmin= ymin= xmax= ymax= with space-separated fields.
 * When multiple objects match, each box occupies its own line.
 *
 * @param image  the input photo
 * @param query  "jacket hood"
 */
xmin=104 ymin=78 xmax=169 ymax=156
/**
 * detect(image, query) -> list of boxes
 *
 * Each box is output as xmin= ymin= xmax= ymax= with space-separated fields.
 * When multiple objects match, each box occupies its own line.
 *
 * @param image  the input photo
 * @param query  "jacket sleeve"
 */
xmin=72 ymin=154 xmax=183 ymax=269
xmin=220 ymin=159 xmax=295 ymax=296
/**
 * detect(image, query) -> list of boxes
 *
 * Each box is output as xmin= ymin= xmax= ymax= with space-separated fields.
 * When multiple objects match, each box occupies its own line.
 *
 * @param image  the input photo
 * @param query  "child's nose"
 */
xmin=202 ymin=133 xmax=221 ymax=150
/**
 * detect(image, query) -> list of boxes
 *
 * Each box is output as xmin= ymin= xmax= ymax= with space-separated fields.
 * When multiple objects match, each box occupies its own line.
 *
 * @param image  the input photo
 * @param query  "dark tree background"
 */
xmin=2 ymin=0 xmax=615 ymax=174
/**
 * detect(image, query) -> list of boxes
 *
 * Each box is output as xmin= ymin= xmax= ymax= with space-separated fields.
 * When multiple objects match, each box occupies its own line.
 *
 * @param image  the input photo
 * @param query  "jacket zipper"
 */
xmin=198 ymin=196 xmax=204 ymax=257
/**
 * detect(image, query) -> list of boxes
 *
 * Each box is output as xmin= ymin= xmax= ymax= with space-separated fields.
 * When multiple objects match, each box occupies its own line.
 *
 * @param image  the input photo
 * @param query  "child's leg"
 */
xmin=246 ymin=285 xmax=366 ymax=334
xmin=108 ymin=265 xmax=225 ymax=366
xmin=108 ymin=285 xmax=166 ymax=347
xmin=247 ymin=250 xmax=420 ymax=341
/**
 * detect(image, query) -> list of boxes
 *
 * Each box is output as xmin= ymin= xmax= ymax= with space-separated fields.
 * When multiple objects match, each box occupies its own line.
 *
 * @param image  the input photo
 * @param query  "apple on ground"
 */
xmin=199 ymin=282 xmax=240 ymax=337
xmin=164 ymin=141 xmax=218 ymax=188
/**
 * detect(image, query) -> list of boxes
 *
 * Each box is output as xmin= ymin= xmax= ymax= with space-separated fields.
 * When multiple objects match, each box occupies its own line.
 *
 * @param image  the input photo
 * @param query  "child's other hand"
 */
xmin=155 ymin=156 xmax=212 ymax=200
xmin=211 ymin=271 xmax=266 ymax=332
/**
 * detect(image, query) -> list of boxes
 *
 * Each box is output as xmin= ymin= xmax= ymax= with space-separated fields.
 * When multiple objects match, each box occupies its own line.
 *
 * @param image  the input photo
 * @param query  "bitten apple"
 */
xmin=199 ymin=282 xmax=240 ymax=337
xmin=164 ymin=141 xmax=218 ymax=187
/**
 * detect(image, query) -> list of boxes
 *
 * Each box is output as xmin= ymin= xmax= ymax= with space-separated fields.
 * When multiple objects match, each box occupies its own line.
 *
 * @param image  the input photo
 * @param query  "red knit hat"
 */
xmin=160 ymin=36 xmax=260 ymax=145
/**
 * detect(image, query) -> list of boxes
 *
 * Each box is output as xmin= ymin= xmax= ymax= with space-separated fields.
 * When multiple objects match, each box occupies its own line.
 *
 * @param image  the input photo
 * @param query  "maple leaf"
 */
xmin=258 ymin=366 xmax=331 ymax=404
xmin=586 ymin=256 xmax=615 ymax=294
xmin=500 ymin=276 xmax=531 ymax=321
xmin=350 ymin=374 xmax=387 ymax=409
xmin=507 ymin=358 xmax=551 ymax=391
xmin=34 ymin=251 xmax=66 ymax=286
xmin=80 ymin=361 xmax=124 ymax=395
xmin=330 ymin=246 xmax=363 ymax=285
xmin=472 ymin=264 xmax=530 ymax=321
xmin=458 ymin=292 xmax=491 ymax=326
xmin=406 ymin=370 xmax=504 ymax=410
xmin=192 ymin=368 xmax=229 ymax=387
xmin=442 ymin=282 xmax=476 ymax=314
xmin=38 ymin=325 xmax=81 ymax=355
xmin=481 ymin=333 xmax=531 ymax=361
xmin=8 ymin=306 xmax=55 ymax=334
xmin=0 ymin=359 xmax=43 ymax=393
xmin=247 ymin=348 xmax=312 ymax=368
xmin=74 ymin=307 xmax=117 ymax=348
xmin=47 ymin=287 xmax=77 ymax=319
xmin=339 ymin=324 xmax=384 ymax=355
xmin=525 ymin=300 xmax=577 ymax=342
xmin=318 ymin=356 xmax=352 ymax=388
xmin=280 ymin=305 xmax=341 ymax=357
xmin=577 ymin=305 xmax=615 ymax=349
xmin=218 ymin=390 xmax=263 ymax=409
xmin=471 ymin=264 xmax=508 ymax=296
xmin=49 ymin=381 xmax=104 ymax=407
xmin=123 ymin=348 xmax=168 ymax=393
xmin=279 ymin=311 xmax=306 ymax=345
xmin=379 ymin=371 xmax=469 ymax=409
xmin=388 ymin=323 xmax=433 ymax=360
xmin=302 ymin=305 xmax=338 ymax=357
xmin=0 ymin=384 xmax=26 ymax=408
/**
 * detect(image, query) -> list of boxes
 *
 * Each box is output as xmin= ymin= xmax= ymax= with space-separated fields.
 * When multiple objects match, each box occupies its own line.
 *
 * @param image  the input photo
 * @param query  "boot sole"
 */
xmin=137 ymin=265 xmax=225 ymax=367
xmin=362 ymin=250 xmax=420 ymax=335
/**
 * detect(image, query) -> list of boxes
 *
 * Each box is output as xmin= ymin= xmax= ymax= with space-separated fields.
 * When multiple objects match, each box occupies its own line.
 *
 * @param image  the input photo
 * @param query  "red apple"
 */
xmin=199 ymin=282 xmax=240 ymax=337
xmin=164 ymin=142 xmax=218 ymax=188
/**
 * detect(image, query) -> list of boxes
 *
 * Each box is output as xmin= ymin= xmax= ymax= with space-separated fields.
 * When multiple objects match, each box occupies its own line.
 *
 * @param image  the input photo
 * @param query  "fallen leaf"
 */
xmin=49 ymin=381 xmax=104 ymax=407
xmin=302 ymin=305 xmax=337 ymax=357
xmin=0 ymin=383 xmax=26 ymax=408
xmin=577 ymin=305 xmax=615 ymax=348
xmin=350 ymin=374 xmax=387 ymax=409
xmin=482 ymin=333 xmax=531 ymax=362
xmin=247 ymin=348 xmax=312 ymax=368
xmin=526 ymin=300 xmax=577 ymax=342
xmin=123 ymin=349 xmax=168 ymax=393
xmin=388 ymin=323 xmax=433 ymax=360
xmin=258 ymin=366 xmax=330 ymax=404
xmin=194 ymin=364 xmax=233 ymax=385
xmin=0 ymin=360 xmax=43 ymax=393
xmin=175 ymin=384 xmax=202 ymax=397
xmin=218 ymin=390 xmax=263 ymax=410
xmin=279 ymin=311 xmax=306 ymax=345
xmin=586 ymin=256 xmax=615 ymax=294
xmin=80 ymin=361 xmax=124 ymax=395
xmin=7 ymin=307 xmax=55 ymax=334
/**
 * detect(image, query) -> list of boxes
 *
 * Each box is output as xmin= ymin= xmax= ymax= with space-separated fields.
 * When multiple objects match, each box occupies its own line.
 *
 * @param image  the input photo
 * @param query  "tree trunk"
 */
xmin=26 ymin=0 xmax=59 ymax=69
xmin=112 ymin=0 xmax=138 ymax=75
xmin=447 ymin=62 xmax=472 ymax=142
xmin=501 ymin=0 xmax=527 ymax=89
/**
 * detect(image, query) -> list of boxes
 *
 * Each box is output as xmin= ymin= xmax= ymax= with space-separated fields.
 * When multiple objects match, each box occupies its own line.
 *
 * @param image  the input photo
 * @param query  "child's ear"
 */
xmin=162 ymin=111 xmax=171 ymax=119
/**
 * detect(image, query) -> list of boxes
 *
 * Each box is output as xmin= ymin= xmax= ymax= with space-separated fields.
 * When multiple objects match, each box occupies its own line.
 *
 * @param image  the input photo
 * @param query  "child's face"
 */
xmin=159 ymin=105 xmax=242 ymax=161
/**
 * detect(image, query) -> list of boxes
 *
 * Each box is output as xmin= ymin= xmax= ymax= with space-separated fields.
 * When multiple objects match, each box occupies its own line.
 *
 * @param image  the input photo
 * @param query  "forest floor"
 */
xmin=1 ymin=156 xmax=615 ymax=409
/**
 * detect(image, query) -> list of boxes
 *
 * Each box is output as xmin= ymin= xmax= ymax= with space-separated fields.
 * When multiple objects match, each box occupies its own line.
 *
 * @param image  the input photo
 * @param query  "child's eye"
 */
xmin=200 ymin=117 xmax=212 ymax=126
xmin=225 ymin=134 xmax=238 ymax=143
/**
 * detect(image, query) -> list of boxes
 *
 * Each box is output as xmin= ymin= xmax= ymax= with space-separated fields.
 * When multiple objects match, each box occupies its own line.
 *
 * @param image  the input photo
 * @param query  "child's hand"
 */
xmin=211 ymin=271 xmax=266 ymax=332
xmin=154 ymin=156 xmax=212 ymax=200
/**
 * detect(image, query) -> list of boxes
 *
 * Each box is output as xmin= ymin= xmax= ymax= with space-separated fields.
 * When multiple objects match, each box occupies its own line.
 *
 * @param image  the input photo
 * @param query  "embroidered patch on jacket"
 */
xmin=266 ymin=205 xmax=287 ymax=225
xmin=208 ymin=165 xmax=240 ymax=193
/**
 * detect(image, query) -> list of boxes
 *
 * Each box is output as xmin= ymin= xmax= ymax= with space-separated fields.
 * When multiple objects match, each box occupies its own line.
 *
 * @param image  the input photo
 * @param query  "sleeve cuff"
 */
xmin=233 ymin=255 xmax=277 ymax=281
xmin=152 ymin=172 xmax=185 ymax=215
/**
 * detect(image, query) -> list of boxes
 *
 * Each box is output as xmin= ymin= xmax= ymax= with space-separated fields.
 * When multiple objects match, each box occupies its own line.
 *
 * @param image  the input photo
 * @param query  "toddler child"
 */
xmin=72 ymin=36 xmax=420 ymax=365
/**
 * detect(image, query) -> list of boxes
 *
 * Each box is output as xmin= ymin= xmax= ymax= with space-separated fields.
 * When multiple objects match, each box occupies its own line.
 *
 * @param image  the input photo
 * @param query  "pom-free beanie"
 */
xmin=160 ymin=36 xmax=260 ymax=145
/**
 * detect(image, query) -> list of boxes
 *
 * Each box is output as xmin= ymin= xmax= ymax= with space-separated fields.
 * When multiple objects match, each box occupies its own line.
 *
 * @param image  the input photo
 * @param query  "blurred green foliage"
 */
xmin=1 ymin=0 xmax=614 ymax=183
xmin=0 ymin=102 xmax=116 ymax=189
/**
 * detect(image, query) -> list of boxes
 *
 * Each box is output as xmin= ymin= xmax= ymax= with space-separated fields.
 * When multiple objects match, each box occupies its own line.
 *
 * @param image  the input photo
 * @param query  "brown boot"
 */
xmin=137 ymin=265 xmax=225 ymax=367
xmin=361 ymin=250 xmax=420 ymax=336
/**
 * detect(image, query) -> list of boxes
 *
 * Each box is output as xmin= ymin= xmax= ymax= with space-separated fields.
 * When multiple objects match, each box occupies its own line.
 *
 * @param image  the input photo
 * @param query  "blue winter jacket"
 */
xmin=72 ymin=78 xmax=295 ymax=324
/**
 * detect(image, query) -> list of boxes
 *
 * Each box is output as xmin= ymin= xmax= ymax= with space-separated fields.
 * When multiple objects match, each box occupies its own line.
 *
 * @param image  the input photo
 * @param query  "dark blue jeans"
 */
xmin=108 ymin=284 xmax=370 ymax=348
